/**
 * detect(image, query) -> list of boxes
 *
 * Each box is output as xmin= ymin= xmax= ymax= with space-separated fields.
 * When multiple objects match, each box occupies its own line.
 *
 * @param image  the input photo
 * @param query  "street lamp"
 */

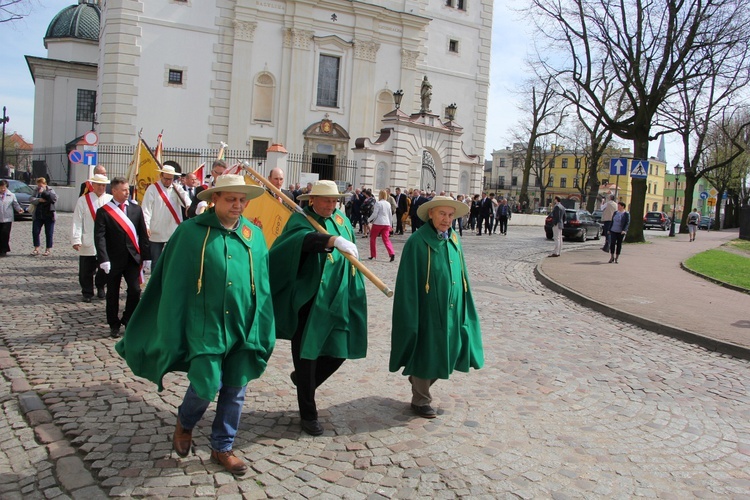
xmin=0 ymin=106 xmax=9 ymax=178
xmin=445 ymin=103 xmax=457 ymax=121
xmin=393 ymin=89 xmax=404 ymax=110
xmin=668 ymin=164 xmax=682 ymax=237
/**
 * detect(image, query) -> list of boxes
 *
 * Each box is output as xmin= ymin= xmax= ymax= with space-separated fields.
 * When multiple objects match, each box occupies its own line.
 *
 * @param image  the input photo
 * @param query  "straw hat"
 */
xmin=296 ymin=180 xmax=346 ymax=200
xmin=197 ymin=174 xmax=265 ymax=201
xmin=417 ymin=196 xmax=470 ymax=221
xmin=157 ymin=165 xmax=179 ymax=176
xmin=88 ymin=174 xmax=110 ymax=185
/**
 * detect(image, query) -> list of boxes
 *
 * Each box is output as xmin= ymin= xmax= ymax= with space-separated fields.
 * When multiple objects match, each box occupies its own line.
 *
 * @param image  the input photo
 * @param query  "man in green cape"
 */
xmin=115 ymin=175 xmax=275 ymax=475
xmin=269 ymin=180 xmax=367 ymax=436
xmin=390 ymin=196 xmax=484 ymax=418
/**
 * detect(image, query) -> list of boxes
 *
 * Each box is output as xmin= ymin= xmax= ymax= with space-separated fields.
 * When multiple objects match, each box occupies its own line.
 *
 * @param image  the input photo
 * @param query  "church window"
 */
xmin=317 ymin=55 xmax=340 ymax=108
xmin=76 ymin=89 xmax=96 ymax=122
xmin=252 ymin=73 xmax=275 ymax=124
xmin=457 ymin=0 xmax=465 ymax=10
xmin=560 ymin=177 xmax=567 ymax=188
xmin=449 ymin=39 xmax=459 ymax=53
xmin=168 ymin=69 xmax=183 ymax=85
xmin=252 ymin=140 xmax=269 ymax=159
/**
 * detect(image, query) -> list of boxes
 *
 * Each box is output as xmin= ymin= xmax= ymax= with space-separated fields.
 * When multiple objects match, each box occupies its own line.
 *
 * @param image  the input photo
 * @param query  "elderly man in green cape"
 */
xmin=115 ymin=175 xmax=275 ymax=476
xmin=269 ymin=180 xmax=367 ymax=436
xmin=390 ymin=196 xmax=484 ymax=419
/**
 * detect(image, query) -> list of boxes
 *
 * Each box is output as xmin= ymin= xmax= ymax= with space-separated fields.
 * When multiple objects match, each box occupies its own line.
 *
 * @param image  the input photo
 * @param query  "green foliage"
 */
xmin=684 ymin=249 xmax=750 ymax=291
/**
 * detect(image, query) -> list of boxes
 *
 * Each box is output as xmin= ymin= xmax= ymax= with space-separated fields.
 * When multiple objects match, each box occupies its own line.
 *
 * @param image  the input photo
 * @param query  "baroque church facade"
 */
xmin=30 ymin=0 xmax=492 ymax=193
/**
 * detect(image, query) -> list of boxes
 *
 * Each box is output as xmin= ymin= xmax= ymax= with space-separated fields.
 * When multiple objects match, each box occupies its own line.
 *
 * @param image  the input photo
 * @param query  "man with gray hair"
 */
xmin=600 ymin=194 xmax=617 ymax=253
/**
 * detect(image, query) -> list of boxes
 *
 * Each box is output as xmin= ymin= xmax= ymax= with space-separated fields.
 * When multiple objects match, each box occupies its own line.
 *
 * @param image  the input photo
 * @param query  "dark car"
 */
xmin=7 ymin=180 xmax=33 ymax=221
xmin=591 ymin=209 xmax=603 ymax=223
xmin=698 ymin=216 xmax=714 ymax=230
xmin=643 ymin=211 xmax=671 ymax=231
xmin=545 ymin=209 xmax=602 ymax=242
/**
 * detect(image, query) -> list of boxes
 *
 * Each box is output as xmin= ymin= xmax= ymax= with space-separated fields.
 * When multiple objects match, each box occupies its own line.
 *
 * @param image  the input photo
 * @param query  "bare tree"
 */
xmin=527 ymin=0 xmax=750 ymax=242
xmin=514 ymin=75 xmax=568 ymax=211
xmin=1 ymin=0 xmax=34 ymax=23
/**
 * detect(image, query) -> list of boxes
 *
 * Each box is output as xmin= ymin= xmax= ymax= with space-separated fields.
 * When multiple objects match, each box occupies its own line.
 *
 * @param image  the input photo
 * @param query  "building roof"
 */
xmin=44 ymin=1 xmax=100 ymax=43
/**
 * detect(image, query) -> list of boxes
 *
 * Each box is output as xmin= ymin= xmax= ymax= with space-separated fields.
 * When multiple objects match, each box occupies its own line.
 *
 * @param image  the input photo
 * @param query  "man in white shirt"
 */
xmin=141 ymin=164 xmax=190 ymax=265
xmin=71 ymin=174 xmax=112 ymax=302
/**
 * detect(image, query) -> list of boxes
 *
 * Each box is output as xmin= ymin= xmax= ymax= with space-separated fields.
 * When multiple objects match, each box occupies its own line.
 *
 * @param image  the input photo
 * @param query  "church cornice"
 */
xmin=284 ymin=28 xmax=315 ymax=49
xmin=233 ymin=20 xmax=257 ymax=42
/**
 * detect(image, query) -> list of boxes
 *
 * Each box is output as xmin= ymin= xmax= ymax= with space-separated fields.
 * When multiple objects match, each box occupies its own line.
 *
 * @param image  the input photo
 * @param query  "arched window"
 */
xmin=460 ymin=171 xmax=469 ymax=195
xmin=375 ymin=90 xmax=394 ymax=133
xmin=375 ymin=161 xmax=388 ymax=190
xmin=252 ymin=73 xmax=275 ymax=123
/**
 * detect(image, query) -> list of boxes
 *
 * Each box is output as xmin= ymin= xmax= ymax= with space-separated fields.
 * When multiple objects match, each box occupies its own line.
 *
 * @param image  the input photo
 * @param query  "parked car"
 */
xmin=591 ymin=209 xmax=603 ymax=223
xmin=7 ymin=179 xmax=33 ymax=221
xmin=643 ymin=211 xmax=671 ymax=231
xmin=698 ymin=216 xmax=714 ymax=230
xmin=545 ymin=209 xmax=602 ymax=242
xmin=534 ymin=207 xmax=549 ymax=215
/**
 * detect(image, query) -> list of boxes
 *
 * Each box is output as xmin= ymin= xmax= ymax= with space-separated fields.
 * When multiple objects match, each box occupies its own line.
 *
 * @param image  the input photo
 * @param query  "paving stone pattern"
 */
xmin=0 ymin=214 xmax=748 ymax=498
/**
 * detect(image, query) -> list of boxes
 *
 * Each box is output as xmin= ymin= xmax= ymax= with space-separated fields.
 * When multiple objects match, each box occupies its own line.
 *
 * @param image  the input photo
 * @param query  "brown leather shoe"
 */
xmin=172 ymin=419 xmax=193 ymax=457
xmin=210 ymin=449 xmax=248 ymax=475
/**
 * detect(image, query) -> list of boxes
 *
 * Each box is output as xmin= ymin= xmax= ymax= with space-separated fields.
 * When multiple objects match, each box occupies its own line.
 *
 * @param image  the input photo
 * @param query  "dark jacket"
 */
xmin=31 ymin=186 xmax=57 ymax=220
xmin=95 ymin=201 xmax=151 ymax=267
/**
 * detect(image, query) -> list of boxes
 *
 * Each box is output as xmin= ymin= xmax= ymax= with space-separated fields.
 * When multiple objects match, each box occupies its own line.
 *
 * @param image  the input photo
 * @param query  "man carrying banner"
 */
xmin=141 ymin=164 xmax=191 ymax=264
xmin=389 ymin=196 xmax=483 ymax=418
xmin=115 ymin=175 xmax=275 ymax=475
xmin=268 ymin=180 xmax=367 ymax=436
xmin=71 ymin=173 xmax=112 ymax=302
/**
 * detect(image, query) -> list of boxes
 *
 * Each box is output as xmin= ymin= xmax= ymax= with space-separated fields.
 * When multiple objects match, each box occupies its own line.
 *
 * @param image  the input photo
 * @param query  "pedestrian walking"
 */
xmin=550 ymin=196 xmax=565 ymax=257
xmin=115 ymin=175 xmax=274 ymax=475
xmin=687 ymin=208 xmax=700 ymax=242
xmin=0 ymin=179 xmax=24 ymax=257
xmin=368 ymin=189 xmax=396 ymax=261
xmin=600 ymin=195 xmax=617 ymax=252
xmin=609 ymin=202 xmax=630 ymax=264
xmin=30 ymin=177 xmax=57 ymax=256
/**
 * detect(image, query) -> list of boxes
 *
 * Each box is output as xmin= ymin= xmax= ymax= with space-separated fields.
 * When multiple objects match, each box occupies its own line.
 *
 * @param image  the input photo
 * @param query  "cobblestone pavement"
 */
xmin=1 ymin=213 xmax=749 ymax=498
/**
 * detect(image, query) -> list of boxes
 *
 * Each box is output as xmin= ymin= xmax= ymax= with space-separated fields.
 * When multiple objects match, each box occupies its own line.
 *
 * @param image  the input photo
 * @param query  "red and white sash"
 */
xmin=102 ymin=201 xmax=140 ymax=254
xmin=154 ymin=182 xmax=182 ymax=225
xmin=84 ymin=192 xmax=100 ymax=221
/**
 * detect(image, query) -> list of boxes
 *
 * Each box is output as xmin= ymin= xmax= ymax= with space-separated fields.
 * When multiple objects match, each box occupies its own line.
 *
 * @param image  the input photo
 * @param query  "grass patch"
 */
xmin=726 ymin=239 xmax=750 ymax=255
xmin=684 ymin=249 xmax=750 ymax=290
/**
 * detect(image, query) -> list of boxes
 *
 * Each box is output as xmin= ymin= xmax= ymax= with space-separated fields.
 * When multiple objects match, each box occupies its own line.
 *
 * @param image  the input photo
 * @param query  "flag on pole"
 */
xmin=154 ymin=131 xmax=164 ymax=164
xmin=133 ymin=139 xmax=162 ymax=203
xmin=242 ymin=175 xmax=292 ymax=248
xmin=224 ymin=162 xmax=244 ymax=176
xmin=125 ymin=133 xmax=142 ymax=188
xmin=192 ymin=163 xmax=206 ymax=185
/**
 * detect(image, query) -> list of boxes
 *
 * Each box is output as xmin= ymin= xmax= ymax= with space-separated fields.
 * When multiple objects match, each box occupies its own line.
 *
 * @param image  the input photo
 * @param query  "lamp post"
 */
xmin=445 ymin=103 xmax=457 ymax=121
xmin=668 ymin=164 xmax=682 ymax=237
xmin=0 ymin=106 xmax=9 ymax=179
xmin=392 ymin=89 xmax=403 ymax=110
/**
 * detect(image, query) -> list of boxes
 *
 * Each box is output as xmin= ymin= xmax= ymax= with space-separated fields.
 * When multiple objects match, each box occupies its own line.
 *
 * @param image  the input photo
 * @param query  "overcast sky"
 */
xmin=0 ymin=0 xmax=679 ymax=167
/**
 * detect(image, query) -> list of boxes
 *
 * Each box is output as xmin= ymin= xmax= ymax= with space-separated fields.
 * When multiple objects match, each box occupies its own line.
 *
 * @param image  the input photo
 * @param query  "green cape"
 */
xmin=115 ymin=210 xmax=276 ymax=401
xmin=268 ymin=207 xmax=367 ymax=360
xmin=389 ymin=222 xmax=483 ymax=379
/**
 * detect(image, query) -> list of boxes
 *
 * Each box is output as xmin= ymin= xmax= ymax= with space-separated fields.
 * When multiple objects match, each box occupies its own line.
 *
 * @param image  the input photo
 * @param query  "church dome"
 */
xmin=45 ymin=1 xmax=100 ymax=43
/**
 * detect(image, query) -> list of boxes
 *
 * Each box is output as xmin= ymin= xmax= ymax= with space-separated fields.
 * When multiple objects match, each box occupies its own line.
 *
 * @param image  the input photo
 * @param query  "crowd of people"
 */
xmin=56 ymin=166 xmax=486 ymax=475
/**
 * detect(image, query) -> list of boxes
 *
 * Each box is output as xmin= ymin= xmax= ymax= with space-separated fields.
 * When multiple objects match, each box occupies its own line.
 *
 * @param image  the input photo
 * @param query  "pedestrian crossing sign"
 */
xmin=630 ymin=160 xmax=649 ymax=179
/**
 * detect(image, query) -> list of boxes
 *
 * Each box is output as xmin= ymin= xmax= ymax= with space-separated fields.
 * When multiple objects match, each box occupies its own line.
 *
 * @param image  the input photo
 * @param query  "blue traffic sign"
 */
xmin=723 ymin=192 xmax=728 ymax=199
xmin=609 ymin=158 xmax=628 ymax=176
xmin=699 ymin=191 xmax=709 ymax=200
xmin=630 ymin=159 xmax=649 ymax=179
xmin=83 ymin=151 xmax=98 ymax=166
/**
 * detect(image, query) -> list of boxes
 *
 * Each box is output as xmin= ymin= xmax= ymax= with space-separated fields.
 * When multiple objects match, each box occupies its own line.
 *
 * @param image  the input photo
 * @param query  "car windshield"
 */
xmin=9 ymin=181 xmax=33 ymax=195
xmin=647 ymin=212 xmax=661 ymax=217
xmin=565 ymin=211 xmax=577 ymax=222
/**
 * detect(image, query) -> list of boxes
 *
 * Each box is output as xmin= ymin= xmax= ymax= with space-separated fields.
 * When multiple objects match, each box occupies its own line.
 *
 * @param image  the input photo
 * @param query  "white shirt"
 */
xmin=71 ymin=192 xmax=113 ymax=256
xmin=142 ymin=181 xmax=190 ymax=243
xmin=368 ymin=199 xmax=393 ymax=226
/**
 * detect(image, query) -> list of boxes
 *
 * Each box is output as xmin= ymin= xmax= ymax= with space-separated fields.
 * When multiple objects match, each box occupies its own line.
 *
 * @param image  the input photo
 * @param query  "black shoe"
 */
xmin=97 ymin=288 xmax=106 ymax=299
xmin=411 ymin=404 xmax=437 ymax=419
xmin=290 ymin=371 xmax=297 ymax=386
xmin=608 ymin=256 xmax=615 ymax=263
xmin=82 ymin=296 xmax=92 ymax=303
xmin=368 ymin=256 xmax=374 ymax=260
xmin=301 ymin=419 xmax=324 ymax=436
xmin=110 ymin=326 xmax=121 ymax=338
xmin=390 ymin=254 xmax=395 ymax=262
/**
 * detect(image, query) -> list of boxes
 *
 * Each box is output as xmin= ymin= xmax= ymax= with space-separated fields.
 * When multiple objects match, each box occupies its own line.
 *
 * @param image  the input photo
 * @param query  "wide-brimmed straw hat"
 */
xmin=88 ymin=174 xmax=110 ymax=185
xmin=296 ymin=180 xmax=346 ymax=200
xmin=417 ymin=196 xmax=470 ymax=221
xmin=197 ymin=174 xmax=265 ymax=201
xmin=157 ymin=165 xmax=179 ymax=176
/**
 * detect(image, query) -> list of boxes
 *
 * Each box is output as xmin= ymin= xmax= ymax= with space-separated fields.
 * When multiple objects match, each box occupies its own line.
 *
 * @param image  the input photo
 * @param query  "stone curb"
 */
xmin=534 ymin=264 xmax=750 ymax=362
xmin=679 ymin=262 xmax=750 ymax=295
xmin=3 ymin=349 xmax=108 ymax=498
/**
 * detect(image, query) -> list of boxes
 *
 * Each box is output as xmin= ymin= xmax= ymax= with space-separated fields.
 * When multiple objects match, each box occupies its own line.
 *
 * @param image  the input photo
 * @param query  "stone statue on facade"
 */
xmin=420 ymin=76 xmax=432 ymax=113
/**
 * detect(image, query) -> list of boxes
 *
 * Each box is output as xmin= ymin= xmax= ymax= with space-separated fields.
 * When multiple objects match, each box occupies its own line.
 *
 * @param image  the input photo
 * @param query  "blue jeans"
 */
xmin=32 ymin=216 xmax=55 ymax=249
xmin=150 ymin=241 xmax=165 ymax=266
xmin=178 ymin=383 xmax=247 ymax=452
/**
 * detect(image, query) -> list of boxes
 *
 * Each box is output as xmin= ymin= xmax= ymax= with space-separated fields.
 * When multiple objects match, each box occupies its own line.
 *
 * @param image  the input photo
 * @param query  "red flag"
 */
xmin=154 ymin=131 xmax=164 ymax=163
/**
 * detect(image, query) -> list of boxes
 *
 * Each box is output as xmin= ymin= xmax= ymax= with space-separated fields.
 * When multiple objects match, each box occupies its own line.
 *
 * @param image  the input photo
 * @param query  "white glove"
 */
xmin=143 ymin=260 xmax=152 ymax=272
xmin=100 ymin=262 xmax=111 ymax=274
xmin=333 ymin=237 xmax=359 ymax=259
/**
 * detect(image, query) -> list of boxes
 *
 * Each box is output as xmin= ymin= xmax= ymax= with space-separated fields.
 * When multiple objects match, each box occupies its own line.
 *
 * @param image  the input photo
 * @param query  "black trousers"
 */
xmin=79 ymin=255 xmax=107 ymax=298
xmin=106 ymin=260 xmax=141 ymax=328
xmin=396 ymin=210 xmax=404 ymax=234
xmin=0 ymin=222 xmax=11 ymax=253
xmin=478 ymin=214 xmax=492 ymax=234
xmin=291 ymin=302 xmax=345 ymax=421
xmin=496 ymin=216 xmax=508 ymax=234
xmin=610 ymin=231 xmax=625 ymax=256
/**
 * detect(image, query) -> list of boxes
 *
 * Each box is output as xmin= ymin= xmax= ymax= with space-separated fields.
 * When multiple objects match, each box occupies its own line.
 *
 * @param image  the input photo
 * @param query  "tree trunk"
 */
xmin=679 ymin=172 xmax=699 ymax=234
xmin=519 ymin=135 xmax=535 ymax=210
xmin=624 ymin=136 xmax=649 ymax=243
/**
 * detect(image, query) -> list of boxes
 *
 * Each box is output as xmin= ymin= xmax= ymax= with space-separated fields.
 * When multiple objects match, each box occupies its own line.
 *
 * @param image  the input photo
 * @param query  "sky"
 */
xmin=0 ymin=0 xmax=680 ymax=168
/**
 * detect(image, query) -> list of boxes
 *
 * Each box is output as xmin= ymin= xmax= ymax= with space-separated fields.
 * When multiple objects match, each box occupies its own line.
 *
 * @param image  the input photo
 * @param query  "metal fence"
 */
xmin=28 ymin=145 xmax=358 ymax=187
